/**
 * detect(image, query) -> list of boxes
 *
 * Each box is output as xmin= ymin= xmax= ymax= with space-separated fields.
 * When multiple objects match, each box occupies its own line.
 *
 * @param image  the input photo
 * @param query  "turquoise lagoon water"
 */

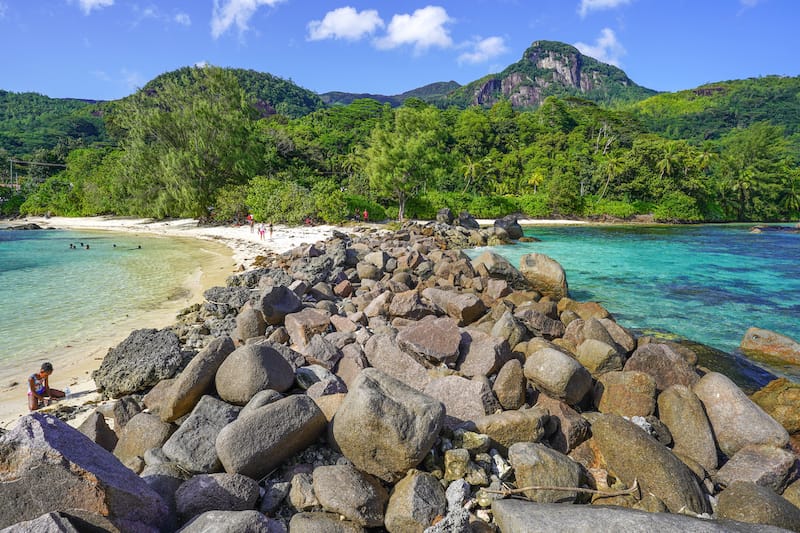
xmin=468 ymin=224 xmax=800 ymax=379
xmin=0 ymin=228 xmax=230 ymax=372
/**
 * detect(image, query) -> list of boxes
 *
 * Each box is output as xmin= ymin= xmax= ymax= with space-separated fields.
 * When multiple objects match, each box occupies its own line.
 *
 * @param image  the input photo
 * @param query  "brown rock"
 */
xmin=458 ymin=329 xmax=512 ymax=377
xmin=285 ymin=308 xmax=331 ymax=347
xmin=423 ymin=375 xmax=495 ymax=429
xmin=518 ymin=253 xmax=568 ymax=300
xmin=751 ymin=378 xmax=800 ymax=434
xmin=594 ymin=371 xmax=657 ymax=417
xmin=397 ymin=316 xmax=461 ymax=365
xmin=657 ymin=385 xmax=717 ymax=472
xmin=493 ymin=359 xmax=527 ymax=410
xmin=422 ymin=287 xmax=486 ymax=326
xmin=472 ymin=406 xmax=549 ymax=453
xmin=535 ymin=394 xmax=590 ymax=454
xmin=740 ymin=327 xmax=800 ymax=366
xmin=623 ymin=343 xmax=699 ymax=392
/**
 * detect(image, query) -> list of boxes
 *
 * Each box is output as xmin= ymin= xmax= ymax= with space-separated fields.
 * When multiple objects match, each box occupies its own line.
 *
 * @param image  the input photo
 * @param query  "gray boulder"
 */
xmin=457 ymin=211 xmax=479 ymax=229
xmin=0 ymin=414 xmax=167 ymax=531
xmin=162 ymin=395 xmax=240 ymax=474
xmin=508 ymin=442 xmax=582 ymax=503
xmin=436 ymin=208 xmax=454 ymax=224
xmin=494 ymin=215 xmax=524 ymax=240
xmin=716 ymin=481 xmax=800 ymax=532
xmin=514 ymin=308 xmax=566 ymax=339
xmin=364 ymin=333 xmax=431 ymax=390
xmin=491 ymin=311 xmax=528 ymax=350
xmin=591 ymin=414 xmax=710 ymax=514
xmin=284 ymin=308 xmax=331 ymax=347
xmin=288 ymin=512 xmax=365 ymax=532
xmin=332 ymin=368 xmax=445 ymax=482
xmin=76 ymin=410 xmax=118 ymax=452
xmin=423 ymin=375 xmax=495 ymax=429
xmin=657 ymin=384 xmax=717 ymax=471
xmin=623 ymin=343 xmax=699 ymax=392
xmin=396 ymin=316 xmax=461 ymax=366
xmin=524 ymin=348 xmax=592 ymax=406
xmin=215 ymin=343 xmax=295 ymax=405
xmin=113 ymin=412 xmax=175 ymax=468
xmin=534 ymin=394 xmax=590 ymax=454
xmin=457 ymin=329 xmax=512 ymax=377
xmin=421 ymin=288 xmax=486 ymax=326
xmin=384 ymin=470 xmax=446 ymax=533
xmin=93 ymin=328 xmax=191 ymax=398
xmin=257 ymin=286 xmax=302 ymax=326
xmin=216 ymin=394 xmax=326 ymax=480
xmin=203 ymin=286 xmax=251 ymax=317
xmin=493 ymin=359 xmax=527 ymax=410
xmin=179 ymin=510 xmax=284 ymax=533
xmin=159 ymin=336 xmax=235 ymax=422
xmin=175 ymin=473 xmax=259 ymax=525
xmin=472 ymin=406 xmax=549 ymax=454
xmin=694 ymin=372 xmax=789 ymax=457
xmin=233 ymin=303 xmax=267 ymax=344
xmin=518 ymin=253 xmax=568 ymax=300
xmin=140 ymin=463 xmax=191 ymax=532
xmin=313 ymin=465 xmax=389 ymax=527
xmin=301 ymin=334 xmax=342 ymax=370
xmin=470 ymin=250 xmax=528 ymax=288
xmin=576 ymin=339 xmax=625 ymax=376
xmin=492 ymin=500 xmax=787 ymax=532
xmin=717 ymin=445 xmax=796 ymax=493
xmin=387 ymin=290 xmax=436 ymax=320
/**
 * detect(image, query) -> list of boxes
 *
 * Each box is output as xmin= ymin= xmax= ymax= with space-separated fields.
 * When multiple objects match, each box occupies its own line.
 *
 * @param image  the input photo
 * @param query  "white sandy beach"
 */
xmin=1 ymin=215 xmax=581 ymax=428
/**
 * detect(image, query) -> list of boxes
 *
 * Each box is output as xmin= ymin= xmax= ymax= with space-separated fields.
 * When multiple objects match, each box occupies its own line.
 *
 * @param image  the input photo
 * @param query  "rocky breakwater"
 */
xmin=2 ymin=219 xmax=799 ymax=532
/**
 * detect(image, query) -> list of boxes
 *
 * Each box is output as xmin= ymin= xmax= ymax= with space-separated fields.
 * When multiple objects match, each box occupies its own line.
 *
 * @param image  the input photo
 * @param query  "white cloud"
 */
xmin=0 ymin=2 xmax=7 ymax=18
xmin=77 ymin=0 xmax=114 ymax=15
xmin=195 ymin=60 xmax=209 ymax=68
xmin=458 ymin=36 xmax=508 ymax=64
xmin=574 ymin=27 xmax=626 ymax=66
xmin=307 ymin=7 xmax=383 ymax=41
xmin=175 ymin=12 xmax=191 ymax=26
xmin=740 ymin=0 xmax=761 ymax=7
xmin=578 ymin=0 xmax=633 ymax=18
xmin=211 ymin=0 xmax=285 ymax=39
xmin=374 ymin=6 xmax=453 ymax=53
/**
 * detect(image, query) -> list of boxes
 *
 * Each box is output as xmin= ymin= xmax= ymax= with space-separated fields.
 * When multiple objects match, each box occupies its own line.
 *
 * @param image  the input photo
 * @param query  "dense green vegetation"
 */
xmin=3 ymin=53 xmax=799 ymax=224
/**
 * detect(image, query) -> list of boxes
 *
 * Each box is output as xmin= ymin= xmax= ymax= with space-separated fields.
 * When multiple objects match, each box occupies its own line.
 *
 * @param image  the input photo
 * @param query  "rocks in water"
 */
xmin=494 ymin=215 xmax=524 ymax=240
xmin=716 ymin=481 xmax=800 ymax=532
xmin=518 ymin=253 xmax=568 ymax=300
xmin=215 ymin=394 xmax=326 ymax=480
xmin=693 ymin=372 xmax=789 ymax=457
xmin=591 ymin=414 xmax=710 ymax=515
xmin=93 ymin=328 xmax=191 ymax=398
xmin=332 ymin=368 xmax=445 ymax=482
xmin=0 ymin=414 xmax=168 ymax=531
xmin=214 ymin=343 xmax=295 ymax=404
xmin=740 ymin=327 xmax=800 ymax=366
xmin=750 ymin=378 xmax=800 ymax=434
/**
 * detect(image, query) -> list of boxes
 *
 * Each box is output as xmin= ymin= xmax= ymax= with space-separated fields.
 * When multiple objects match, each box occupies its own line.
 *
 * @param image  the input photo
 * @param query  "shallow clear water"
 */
xmin=468 ymin=224 xmax=800 ymax=356
xmin=0 ymin=229 xmax=225 ymax=367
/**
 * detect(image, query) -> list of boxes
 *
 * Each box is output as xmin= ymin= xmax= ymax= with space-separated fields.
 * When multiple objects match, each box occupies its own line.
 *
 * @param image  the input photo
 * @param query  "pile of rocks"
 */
xmin=1 ymin=220 xmax=798 ymax=532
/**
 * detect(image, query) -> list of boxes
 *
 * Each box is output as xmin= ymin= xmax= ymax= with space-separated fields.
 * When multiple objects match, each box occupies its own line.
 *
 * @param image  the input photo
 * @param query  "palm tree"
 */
xmin=597 ymin=155 xmax=624 ymax=200
xmin=657 ymin=143 xmax=680 ymax=181
xmin=782 ymin=174 xmax=800 ymax=216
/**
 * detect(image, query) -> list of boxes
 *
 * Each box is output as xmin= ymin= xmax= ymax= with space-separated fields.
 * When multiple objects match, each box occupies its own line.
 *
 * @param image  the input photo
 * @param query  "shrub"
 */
xmin=246 ymin=174 xmax=314 ymax=224
xmin=586 ymin=198 xmax=637 ymax=219
xmin=467 ymin=195 xmax=518 ymax=218
xmin=312 ymin=180 xmax=348 ymax=224
xmin=214 ymin=184 xmax=250 ymax=223
xmin=345 ymin=194 xmax=386 ymax=221
xmin=653 ymin=191 xmax=703 ymax=222
xmin=517 ymin=194 xmax=552 ymax=218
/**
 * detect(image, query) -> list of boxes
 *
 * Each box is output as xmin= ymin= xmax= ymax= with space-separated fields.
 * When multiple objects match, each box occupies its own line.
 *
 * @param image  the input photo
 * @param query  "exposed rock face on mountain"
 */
xmin=450 ymin=40 xmax=656 ymax=109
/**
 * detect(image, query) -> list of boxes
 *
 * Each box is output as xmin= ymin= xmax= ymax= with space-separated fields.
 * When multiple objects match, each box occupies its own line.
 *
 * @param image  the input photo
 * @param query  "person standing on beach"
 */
xmin=269 ymin=222 xmax=273 ymax=239
xmin=247 ymin=214 xmax=254 ymax=233
xmin=363 ymin=209 xmax=368 ymax=222
xmin=28 ymin=362 xmax=64 ymax=411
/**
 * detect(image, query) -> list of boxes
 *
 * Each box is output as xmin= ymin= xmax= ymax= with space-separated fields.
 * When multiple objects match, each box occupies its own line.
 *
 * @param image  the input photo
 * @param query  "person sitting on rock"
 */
xmin=28 ymin=362 xmax=64 ymax=411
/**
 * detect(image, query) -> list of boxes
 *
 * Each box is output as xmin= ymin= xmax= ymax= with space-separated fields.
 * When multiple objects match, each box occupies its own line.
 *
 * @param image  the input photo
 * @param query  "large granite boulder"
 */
xmin=162 ymin=395 xmax=240 ymax=474
xmin=716 ymin=445 xmax=796 ymax=493
xmin=179 ymin=510 xmax=284 ymax=533
xmin=657 ymin=384 xmax=717 ymax=471
xmin=175 ymin=473 xmax=259 ymax=525
xmin=384 ymin=470 xmax=446 ymax=533
xmin=93 ymin=328 xmax=191 ymax=398
xmin=518 ymin=253 xmax=568 ymax=300
xmin=216 ymin=394 xmax=326 ymax=480
xmin=751 ymin=378 xmax=800 ymax=434
xmin=623 ymin=343 xmax=699 ymax=392
xmin=740 ymin=327 xmax=800 ymax=366
xmin=457 ymin=329 xmax=512 ymax=377
xmin=421 ymin=288 xmax=486 ymax=326
xmin=508 ymin=442 xmax=582 ymax=503
xmin=76 ymin=410 xmax=118 ymax=452
xmin=716 ymin=481 xmax=800 ymax=532
xmin=313 ymin=465 xmax=388 ymax=527
xmin=472 ymin=407 xmax=549 ymax=454
xmin=524 ymin=347 xmax=592 ymax=406
xmin=284 ymin=308 xmax=331 ymax=347
xmin=113 ymin=412 xmax=175 ymax=468
xmin=232 ymin=303 xmax=267 ymax=344
xmin=0 ymin=414 xmax=168 ymax=531
xmin=494 ymin=215 xmax=524 ymax=240
xmin=515 ymin=308 xmax=566 ymax=339
xmin=288 ymin=512 xmax=365 ymax=532
xmin=363 ymin=333 xmax=431 ymax=391
xmin=493 ymin=359 xmax=527 ymax=410
xmin=693 ymin=372 xmax=789 ymax=457
xmin=332 ymin=368 xmax=445 ymax=483
xmin=396 ymin=316 xmax=461 ymax=366
xmin=423 ymin=375 xmax=495 ymax=429
xmin=158 ymin=335 xmax=235 ymax=422
xmin=534 ymin=394 xmax=590 ymax=454
xmin=591 ymin=414 xmax=710 ymax=514
xmin=492 ymin=500 xmax=785 ymax=532
xmin=257 ymin=285 xmax=303 ymax=325
xmin=593 ymin=371 xmax=657 ymax=417
xmin=215 ymin=343 xmax=295 ymax=405
xmin=470 ymin=250 xmax=528 ymax=288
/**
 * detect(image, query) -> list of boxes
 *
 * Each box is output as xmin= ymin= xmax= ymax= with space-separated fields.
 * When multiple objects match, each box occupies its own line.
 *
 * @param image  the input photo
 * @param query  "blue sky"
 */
xmin=1 ymin=0 xmax=797 ymax=101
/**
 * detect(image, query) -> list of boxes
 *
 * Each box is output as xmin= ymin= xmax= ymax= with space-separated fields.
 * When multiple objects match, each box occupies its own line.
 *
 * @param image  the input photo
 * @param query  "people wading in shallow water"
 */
xmin=28 ymin=362 xmax=64 ymax=411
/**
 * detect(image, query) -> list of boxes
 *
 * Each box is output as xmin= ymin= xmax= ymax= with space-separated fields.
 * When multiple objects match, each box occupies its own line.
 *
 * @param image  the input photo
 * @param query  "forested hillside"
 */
xmin=2 ymin=42 xmax=799 ymax=223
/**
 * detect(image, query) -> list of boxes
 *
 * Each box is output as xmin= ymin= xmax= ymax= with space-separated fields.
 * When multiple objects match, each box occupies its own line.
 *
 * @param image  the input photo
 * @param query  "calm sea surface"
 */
xmin=0 ymin=228 xmax=228 ymax=369
xmin=469 ymin=223 xmax=800 ymax=360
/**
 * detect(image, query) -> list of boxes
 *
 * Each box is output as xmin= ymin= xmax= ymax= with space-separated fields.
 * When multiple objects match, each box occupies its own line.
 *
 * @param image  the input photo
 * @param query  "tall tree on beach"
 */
xmin=109 ymin=66 xmax=260 ymax=217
